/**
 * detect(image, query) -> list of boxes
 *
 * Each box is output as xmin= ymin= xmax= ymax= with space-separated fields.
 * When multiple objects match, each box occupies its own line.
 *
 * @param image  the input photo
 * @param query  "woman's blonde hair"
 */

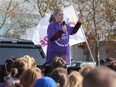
xmin=20 ymin=67 xmax=42 ymax=87
xmin=50 ymin=67 xmax=68 ymax=87
xmin=23 ymin=54 xmax=36 ymax=68
xmin=68 ymin=71 xmax=83 ymax=87
xmin=52 ymin=56 xmax=67 ymax=70
xmin=53 ymin=8 xmax=63 ymax=17
xmin=79 ymin=64 xmax=95 ymax=77
xmin=13 ymin=57 xmax=28 ymax=78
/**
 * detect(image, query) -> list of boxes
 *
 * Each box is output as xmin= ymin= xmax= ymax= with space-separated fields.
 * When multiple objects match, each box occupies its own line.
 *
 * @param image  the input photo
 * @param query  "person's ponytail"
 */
xmin=49 ymin=14 xmax=55 ymax=23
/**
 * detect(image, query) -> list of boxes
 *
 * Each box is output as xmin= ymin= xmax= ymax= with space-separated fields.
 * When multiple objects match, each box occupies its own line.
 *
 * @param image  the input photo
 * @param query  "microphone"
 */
xmin=62 ymin=21 xmax=65 ymax=26
xmin=62 ymin=21 xmax=66 ymax=32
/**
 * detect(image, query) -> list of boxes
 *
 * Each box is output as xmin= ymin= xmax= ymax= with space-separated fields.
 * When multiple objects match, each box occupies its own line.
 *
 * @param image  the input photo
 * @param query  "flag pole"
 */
xmin=81 ymin=27 xmax=96 ymax=65
xmin=71 ymin=2 xmax=96 ymax=66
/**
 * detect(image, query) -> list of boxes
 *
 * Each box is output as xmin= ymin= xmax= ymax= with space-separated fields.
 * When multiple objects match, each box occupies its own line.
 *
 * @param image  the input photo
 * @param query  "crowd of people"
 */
xmin=0 ymin=55 xmax=115 ymax=87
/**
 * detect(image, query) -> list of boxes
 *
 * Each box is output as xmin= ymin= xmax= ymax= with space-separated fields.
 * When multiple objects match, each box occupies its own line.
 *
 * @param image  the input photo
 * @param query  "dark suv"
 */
xmin=0 ymin=37 xmax=45 ymax=65
xmin=0 ymin=37 xmax=46 ymax=82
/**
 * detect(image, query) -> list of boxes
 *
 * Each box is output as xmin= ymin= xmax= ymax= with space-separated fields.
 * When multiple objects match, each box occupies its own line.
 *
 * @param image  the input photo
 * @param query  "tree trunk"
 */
xmin=93 ymin=0 xmax=100 ymax=66
xmin=95 ymin=41 xmax=100 ymax=66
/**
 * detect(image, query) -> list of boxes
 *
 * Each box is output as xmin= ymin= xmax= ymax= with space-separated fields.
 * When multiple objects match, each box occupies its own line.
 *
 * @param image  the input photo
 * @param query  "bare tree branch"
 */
xmin=0 ymin=0 xmax=12 ymax=29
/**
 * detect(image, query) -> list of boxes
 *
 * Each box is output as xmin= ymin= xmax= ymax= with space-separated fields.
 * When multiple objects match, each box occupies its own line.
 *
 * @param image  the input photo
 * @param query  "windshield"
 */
xmin=0 ymin=47 xmax=46 ymax=65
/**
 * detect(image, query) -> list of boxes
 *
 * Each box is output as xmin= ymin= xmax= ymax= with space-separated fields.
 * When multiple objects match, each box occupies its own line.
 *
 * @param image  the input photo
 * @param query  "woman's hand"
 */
xmin=62 ymin=25 xmax=67 ymax=32
xmin=78 ymin=14 xmax=83 ymax=23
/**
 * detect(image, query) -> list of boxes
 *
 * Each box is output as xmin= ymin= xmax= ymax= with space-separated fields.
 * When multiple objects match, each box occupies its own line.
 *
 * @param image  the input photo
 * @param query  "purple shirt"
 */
xmin=46 ymin=21 xmax=73 ymax=65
